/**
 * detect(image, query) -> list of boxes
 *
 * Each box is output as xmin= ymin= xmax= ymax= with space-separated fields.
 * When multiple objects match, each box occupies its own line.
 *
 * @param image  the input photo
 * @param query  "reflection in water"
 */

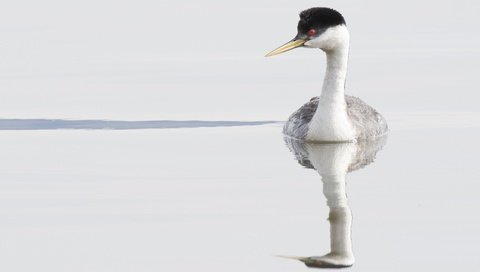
xmin=281 ymin=137 xmax=387 ymax=268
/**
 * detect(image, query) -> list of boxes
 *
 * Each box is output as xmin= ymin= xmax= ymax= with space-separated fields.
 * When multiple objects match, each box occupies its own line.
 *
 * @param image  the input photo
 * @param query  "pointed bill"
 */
xmin=265 ymin=39 xmax=306 ymax=57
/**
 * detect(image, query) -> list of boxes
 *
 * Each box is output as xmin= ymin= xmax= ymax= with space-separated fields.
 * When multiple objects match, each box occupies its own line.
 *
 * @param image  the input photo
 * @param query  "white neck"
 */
xmin=305 ymin=26 xmax=356 ymax=142
xmin=321 ymin=44 xmax=349 ymax=102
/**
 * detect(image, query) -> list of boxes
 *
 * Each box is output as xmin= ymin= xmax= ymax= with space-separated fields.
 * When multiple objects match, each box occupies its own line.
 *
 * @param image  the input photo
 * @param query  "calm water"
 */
xmin=0 ymin=121 xmax=479 ymax=271
xmin=2 ymin=0 xmax=480 ymax=270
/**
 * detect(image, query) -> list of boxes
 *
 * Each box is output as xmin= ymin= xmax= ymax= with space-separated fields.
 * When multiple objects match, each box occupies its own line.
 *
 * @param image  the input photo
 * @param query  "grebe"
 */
xmin=266 ymin=7 xmax=388 ymax=142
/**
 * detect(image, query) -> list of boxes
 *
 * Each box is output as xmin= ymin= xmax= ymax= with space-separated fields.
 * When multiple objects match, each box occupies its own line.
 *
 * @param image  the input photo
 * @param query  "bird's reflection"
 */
xmin=281 ymin=137 xmax=387 ymax=268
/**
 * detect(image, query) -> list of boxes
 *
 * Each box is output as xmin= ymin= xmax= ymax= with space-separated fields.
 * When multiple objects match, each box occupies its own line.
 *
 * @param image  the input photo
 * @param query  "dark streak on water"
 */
xmin=0 ymin=119 xmax=279 ymax=130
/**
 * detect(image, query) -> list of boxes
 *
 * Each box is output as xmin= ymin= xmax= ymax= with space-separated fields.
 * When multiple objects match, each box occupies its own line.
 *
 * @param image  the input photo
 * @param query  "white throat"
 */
xmin=305 ymin=25 xmax=356 ymax=142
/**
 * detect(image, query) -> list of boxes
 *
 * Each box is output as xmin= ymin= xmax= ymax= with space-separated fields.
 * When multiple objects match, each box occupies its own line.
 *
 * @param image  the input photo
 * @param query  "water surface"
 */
xmin=1 ymin=1 xmax=480 ymax=270
xmin=0 ymin=120 xmax=479 ymax=271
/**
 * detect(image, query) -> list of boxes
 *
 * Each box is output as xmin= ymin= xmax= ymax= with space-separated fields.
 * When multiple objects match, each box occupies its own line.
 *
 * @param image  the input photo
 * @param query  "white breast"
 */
xmin=305 ymin=98 xmax=356 ymax=142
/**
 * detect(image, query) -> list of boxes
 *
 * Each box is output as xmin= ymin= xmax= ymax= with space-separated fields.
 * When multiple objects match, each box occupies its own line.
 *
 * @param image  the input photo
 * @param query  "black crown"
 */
xmin=298 ymin=7 xmax=346 ymax=33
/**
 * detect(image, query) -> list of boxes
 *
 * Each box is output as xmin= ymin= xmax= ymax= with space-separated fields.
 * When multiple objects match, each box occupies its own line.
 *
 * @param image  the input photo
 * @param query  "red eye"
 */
xmin=307 ymin=29 xmax=317 ymax=36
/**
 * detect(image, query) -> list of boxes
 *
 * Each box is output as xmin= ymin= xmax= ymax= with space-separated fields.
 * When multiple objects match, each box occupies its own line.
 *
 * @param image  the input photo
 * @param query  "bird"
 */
xmin=266 ymin=7 xmax=388 ymax=142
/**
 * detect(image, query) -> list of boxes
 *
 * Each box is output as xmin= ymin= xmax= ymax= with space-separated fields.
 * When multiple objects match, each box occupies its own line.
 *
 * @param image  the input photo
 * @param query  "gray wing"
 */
xmin=345 ymin=95 xmax=388 ymax=140
xmin=283 ymin=97 xmax=319 ymax=140
xmin=284 ymin=95 xmax=388 ymax=140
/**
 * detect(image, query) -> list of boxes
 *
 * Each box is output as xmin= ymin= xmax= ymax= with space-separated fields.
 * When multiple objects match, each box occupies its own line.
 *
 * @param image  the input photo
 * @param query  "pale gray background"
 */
xmin=1 ymin=0 xmax=479 ymax=119
xmin=0 ymin=1 xmax=479 ymax=271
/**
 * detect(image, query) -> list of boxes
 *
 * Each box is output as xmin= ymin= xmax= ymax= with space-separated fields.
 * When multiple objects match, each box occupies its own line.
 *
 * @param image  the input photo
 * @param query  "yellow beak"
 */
xmin=265 ymin=39 xmax=306 ymax=57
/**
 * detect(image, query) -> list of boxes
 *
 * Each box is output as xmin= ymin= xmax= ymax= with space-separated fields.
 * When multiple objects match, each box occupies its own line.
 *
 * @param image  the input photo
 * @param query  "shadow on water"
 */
xmin=0 ymin=119 xmax=279 ymax=130
xmin=279 ymin=136 xmax=387 ymax=269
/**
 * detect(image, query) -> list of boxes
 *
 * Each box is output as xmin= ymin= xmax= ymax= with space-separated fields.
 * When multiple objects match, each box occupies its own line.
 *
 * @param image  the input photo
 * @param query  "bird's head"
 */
xmin=265 ymin=7 xmax=348 ymax=57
